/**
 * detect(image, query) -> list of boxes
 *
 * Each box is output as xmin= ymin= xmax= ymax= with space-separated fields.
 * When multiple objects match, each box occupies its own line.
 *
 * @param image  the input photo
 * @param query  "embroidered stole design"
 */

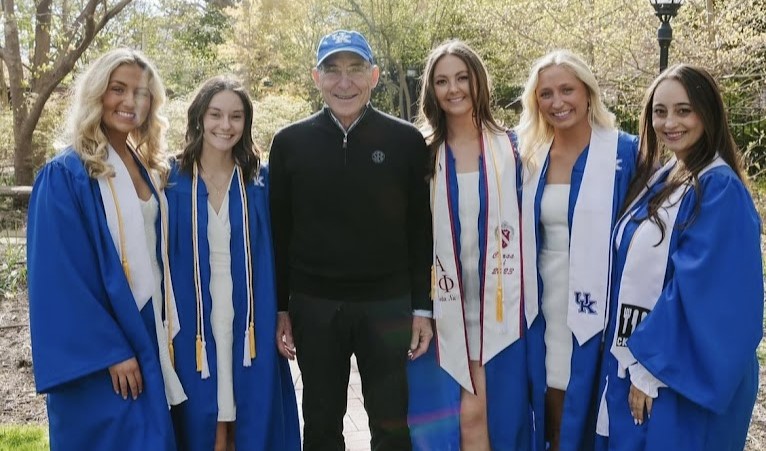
xmin=97 ymin=145 xmax=185 ymax=405
xmin=609 ymin=156 xmax=725 ymax=377
xmin=431 ymin=130 xmax=523 ymax=392
xmin=521 ymin=127 xmax=618 ymax=345
xmin=191 ymin=163 xmax=257 ymax=380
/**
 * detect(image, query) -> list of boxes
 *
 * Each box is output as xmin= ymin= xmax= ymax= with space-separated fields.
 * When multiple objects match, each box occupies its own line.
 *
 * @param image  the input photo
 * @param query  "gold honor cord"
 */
xmin=191 ymin=164 xmax=206 ymax=373
xmin=106 ymin=178 xmax=132 ymax=285
xmin=484 ymin=133 xmax=505 ymax=323
xmin=237 ymin=169 xmax=257 ymax=362
xmin=138 ymin=152 xmax=176 ymax=368
xmin=192 ymin=163 xmax=257 ymax=376
xmin=430 ymin=134 xmax=505 ymax=323
xmin=111 ymin=147 xmax=176 ymax=367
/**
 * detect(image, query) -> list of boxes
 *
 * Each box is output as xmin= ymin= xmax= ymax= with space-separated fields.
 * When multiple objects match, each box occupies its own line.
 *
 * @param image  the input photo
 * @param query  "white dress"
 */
xmin=139 ymin=196 xmax=186 ymax=404
xmin=539 ymin=184 xmax=573 ymax=390
xmin=208 ymin=194 xmax=236 ymax=421
xmin=457 ymin=171 xmax=481 ymax=361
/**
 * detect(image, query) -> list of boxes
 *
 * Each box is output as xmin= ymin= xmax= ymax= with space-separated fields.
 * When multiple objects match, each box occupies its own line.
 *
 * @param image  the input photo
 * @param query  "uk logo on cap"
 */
xmin=317 ymin=30 xmax=374 ymax=66
xmin=330 ymin=31 xmax=353 ymax=44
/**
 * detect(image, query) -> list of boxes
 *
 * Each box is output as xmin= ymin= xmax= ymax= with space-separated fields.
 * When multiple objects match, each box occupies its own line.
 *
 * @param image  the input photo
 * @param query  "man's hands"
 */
xmin=277 ymin=311 xmax=433 ymax=361
xmin=408 ymin=316 xmax=433 ymax=360
xmin=108 ymin=357 xmax=142 ymax=400
xmin=276 ymin=312 xmax=296 ymax=360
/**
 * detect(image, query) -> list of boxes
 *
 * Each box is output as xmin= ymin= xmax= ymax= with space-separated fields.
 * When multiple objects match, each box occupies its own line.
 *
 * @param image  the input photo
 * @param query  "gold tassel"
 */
xmin=195 ymin=335 xmax=202 ymax=372
xmin=249 ymin=322 xmax=256 ymax=358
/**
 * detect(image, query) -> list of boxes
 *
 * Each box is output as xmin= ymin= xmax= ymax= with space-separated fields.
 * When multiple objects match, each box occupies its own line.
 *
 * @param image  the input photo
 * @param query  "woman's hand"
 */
xmin=108 ymin=357 xmax=143 ymax=400
xmin=628 ymin=383 xmax=653 ymax=425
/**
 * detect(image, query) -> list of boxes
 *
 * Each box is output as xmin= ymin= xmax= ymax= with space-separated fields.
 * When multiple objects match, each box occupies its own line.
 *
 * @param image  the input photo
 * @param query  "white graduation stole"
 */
xmin=191 ymin=163 xmax=257 ymax=380
xmin=98 ymin=145 xmax=186 ymax=406
xmin=99 ymin=147 xmax=155 ymax=310
xmin=521 ymin=127 xmax=618 ymax=345
xmin=431 ymin=130 xmax=523 ymax=393
xmin=610 ymin=156 xmax=725 ymax=377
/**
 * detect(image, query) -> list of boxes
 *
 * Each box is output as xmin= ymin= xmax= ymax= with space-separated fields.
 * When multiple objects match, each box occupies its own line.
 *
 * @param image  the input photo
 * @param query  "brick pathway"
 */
xmin=289 ymin=356 xmax=372 ymax=451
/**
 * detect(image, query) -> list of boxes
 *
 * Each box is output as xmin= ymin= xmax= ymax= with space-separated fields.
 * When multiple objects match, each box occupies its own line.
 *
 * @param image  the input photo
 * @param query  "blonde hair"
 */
xmin=62 ymin=48 xmax=169 ymax=183
xmin=516 ymin=50 xmax=615 ymax=171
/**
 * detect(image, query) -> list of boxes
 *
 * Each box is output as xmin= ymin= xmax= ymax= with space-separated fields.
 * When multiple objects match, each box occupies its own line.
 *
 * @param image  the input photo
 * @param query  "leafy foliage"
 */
xmin=253 ymin=94 xmax=313 ymax=154
xmin=161 ymin=92 xmax=311 ymax=159
xmin=91 ymin=0 xmax=232 ymax=96
xmin=2 ymin=0 xmax=765 ymax=182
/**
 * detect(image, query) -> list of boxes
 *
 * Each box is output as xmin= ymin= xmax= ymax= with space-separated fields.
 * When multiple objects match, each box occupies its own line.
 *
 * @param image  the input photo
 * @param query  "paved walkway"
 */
xmin=289 ymin=356 xmax=372 ymax=451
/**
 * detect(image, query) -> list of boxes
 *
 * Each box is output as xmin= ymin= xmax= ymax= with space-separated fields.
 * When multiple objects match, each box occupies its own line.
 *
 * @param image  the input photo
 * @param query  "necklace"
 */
xmin=200 ymin=167 xmax=231 ymax=196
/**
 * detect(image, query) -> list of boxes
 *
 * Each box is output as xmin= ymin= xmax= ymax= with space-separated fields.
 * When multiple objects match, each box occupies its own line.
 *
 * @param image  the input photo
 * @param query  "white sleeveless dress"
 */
xmin=539 ymin=184 xmax=573 ymax=390
xmin=208 ymin=194 xmax=236 ymax=421
xmin=457 ymin=171 xmax=481 ymax=361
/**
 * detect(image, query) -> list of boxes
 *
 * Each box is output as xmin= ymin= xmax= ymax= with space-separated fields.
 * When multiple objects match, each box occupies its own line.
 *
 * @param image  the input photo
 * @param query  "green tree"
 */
xmin=92 ymin=0 xmax=232 ymax=97
xmin=221 ymin=0 xmax=331 ymax=101
xmin=1 ymin=0 xmax=134 ymax=188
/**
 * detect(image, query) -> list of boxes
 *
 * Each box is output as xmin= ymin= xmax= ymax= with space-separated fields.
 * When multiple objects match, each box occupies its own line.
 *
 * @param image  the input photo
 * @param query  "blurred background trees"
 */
xmin=1 ymin=0 xmax=764 ymax=180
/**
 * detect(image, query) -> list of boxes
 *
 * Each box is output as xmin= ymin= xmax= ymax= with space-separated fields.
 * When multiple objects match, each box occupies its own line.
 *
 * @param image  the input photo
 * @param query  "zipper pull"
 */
xmin=343 ymin=135 xmax=348 ymax=165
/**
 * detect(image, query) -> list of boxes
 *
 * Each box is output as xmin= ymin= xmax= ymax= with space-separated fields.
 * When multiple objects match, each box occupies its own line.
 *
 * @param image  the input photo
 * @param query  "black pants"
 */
xmin=289 ymin=292 xmax=413 ymax=451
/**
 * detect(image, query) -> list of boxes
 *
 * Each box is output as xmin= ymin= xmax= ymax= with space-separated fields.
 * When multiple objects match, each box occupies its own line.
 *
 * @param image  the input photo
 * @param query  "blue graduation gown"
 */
xmin=526 ymin=132 xmax=638 ymax=451
xmin=27 ymin=149 xmax=176 ymax=451
xmin=165 ymin=164 xmax=300 ymax=451
xmin=598 ymin=165 xmax=763 ymax=451
xmin=408 ymin=141 xmax=531 ymax=450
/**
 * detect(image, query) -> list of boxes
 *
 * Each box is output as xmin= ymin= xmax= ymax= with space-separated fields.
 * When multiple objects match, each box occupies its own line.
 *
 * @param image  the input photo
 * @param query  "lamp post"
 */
xmin=649 ymin=0 xmax=683 ymax=73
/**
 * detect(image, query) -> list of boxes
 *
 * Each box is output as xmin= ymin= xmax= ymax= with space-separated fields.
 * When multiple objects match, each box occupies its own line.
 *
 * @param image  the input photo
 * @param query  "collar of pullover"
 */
xmin=324 ymin=104 xmax=371 ymax=136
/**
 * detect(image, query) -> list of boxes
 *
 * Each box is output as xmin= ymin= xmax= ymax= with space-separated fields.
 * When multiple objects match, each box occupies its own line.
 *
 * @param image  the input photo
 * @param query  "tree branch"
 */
xmin=33 ymin=0 xmax=134 ymax=133
xmin=32 ymin=0 xmax=53 ymax=71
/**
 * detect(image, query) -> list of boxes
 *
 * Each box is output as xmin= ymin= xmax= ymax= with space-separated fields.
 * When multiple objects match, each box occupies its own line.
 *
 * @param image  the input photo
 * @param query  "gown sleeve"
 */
xmin=628 ymin=170 xmax=764 ymax=414
xmin=27 ymin=160 xmax=134 ymax=393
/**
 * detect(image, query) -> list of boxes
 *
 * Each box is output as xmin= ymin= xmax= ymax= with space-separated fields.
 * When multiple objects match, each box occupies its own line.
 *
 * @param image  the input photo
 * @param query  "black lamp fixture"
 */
xmin=649 ymin=0 xmax=684 ymax=73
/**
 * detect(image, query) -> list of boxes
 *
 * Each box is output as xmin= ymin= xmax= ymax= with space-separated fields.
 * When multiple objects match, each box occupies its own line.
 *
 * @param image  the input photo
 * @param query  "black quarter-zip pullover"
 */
xmin=269 ymin=106 xmax=432 ymax=311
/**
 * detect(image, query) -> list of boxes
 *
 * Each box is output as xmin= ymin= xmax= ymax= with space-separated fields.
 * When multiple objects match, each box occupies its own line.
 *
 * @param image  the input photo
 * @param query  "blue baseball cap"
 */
xmin=316 ymin=30 xmax=374 ymax=66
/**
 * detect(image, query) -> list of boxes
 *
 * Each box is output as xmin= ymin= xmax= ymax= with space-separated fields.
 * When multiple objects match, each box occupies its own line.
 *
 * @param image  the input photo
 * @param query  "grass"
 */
xmin=0 ymin=241 xmax=26 ymax=299
xmin=0 ymin=425 xmax=48 ymax=451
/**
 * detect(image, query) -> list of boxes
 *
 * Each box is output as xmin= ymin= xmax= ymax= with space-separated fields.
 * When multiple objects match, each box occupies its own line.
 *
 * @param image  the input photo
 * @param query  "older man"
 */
xmin=269 ymin=30 xmax=433 ymax=451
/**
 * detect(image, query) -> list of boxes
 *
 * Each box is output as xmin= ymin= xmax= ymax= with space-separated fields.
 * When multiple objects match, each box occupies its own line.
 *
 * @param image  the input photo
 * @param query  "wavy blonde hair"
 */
xmin=62 ymin=48 xmax=169 ymax=183
xmin=516 ymin=50 xmax=615 ymax=172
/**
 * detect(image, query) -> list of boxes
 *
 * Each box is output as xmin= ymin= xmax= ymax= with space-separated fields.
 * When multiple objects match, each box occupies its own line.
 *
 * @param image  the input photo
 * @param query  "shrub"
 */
xmin=253 ymin=95 xmax=311 ymax=156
